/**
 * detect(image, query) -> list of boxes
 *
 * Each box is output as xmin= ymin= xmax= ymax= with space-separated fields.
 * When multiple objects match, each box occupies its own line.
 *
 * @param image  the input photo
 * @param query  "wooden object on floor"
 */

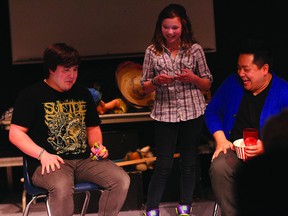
xmin=115 ymin=153 xmax=180 ymax=167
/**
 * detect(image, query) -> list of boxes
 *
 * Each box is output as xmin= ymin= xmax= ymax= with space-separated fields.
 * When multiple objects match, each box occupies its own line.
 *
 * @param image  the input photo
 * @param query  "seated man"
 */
xmin=204 ymin=39 xmax=288 ymax=216
xmin=9 ymin=43 xmax=130 ymax=216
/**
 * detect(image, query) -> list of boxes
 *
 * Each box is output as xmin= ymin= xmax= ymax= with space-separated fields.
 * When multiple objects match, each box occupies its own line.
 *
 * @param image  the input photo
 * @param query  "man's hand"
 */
xmin=39 ymin=150 xmax=65 ymax=175
xmin=245 ymin=139 xmax=264 ymax=158
xmin=90 ymin=142 xmax=109 ymax=160
xmin=212 ymin=139 xmax=233 ymax=161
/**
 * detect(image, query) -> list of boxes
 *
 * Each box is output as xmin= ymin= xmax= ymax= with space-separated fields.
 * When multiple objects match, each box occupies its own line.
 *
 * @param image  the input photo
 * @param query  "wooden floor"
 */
xmin=0 ymin=199 xmax=218 ymax=216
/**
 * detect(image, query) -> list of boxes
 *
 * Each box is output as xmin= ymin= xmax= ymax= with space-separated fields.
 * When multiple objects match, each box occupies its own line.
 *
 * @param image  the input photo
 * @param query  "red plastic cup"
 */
xmin=243 ymin=128 xmax=258 ymax=146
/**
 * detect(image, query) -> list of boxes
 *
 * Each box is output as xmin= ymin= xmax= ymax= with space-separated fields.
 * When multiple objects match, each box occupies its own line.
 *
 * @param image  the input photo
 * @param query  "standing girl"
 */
xmin=141 ymin=4 xmax=213 ymax=216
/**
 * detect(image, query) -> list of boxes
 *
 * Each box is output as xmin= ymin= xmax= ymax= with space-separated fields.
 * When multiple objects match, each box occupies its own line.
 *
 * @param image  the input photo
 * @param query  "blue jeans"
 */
xmin=209 ymin=149 xmax=244 ymax=216
xmin=32 ymin=158 xmax=130 ymax=216
xmin=146 ymin=116 xmax=204 ymax=211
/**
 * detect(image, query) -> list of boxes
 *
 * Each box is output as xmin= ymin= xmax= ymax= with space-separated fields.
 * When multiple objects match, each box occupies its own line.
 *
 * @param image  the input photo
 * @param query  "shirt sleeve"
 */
xmin=141 ymin=45 xmax=156 ymax=86
xmin=193 ymin=43 xmax=213 ymax=82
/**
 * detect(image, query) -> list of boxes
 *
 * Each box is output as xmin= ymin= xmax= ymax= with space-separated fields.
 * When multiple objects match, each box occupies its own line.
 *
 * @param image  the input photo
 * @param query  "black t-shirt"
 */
xmin=11 ymin=81 xmax=101 ymax=175
xmin=230 ymin=81 xmax=271 ymax=142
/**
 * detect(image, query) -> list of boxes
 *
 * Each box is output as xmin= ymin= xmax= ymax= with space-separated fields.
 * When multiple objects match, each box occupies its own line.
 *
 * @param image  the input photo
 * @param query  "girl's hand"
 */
xmin=174 ymin=69 xmax=196 ymax=83
xmin=154 ymin=74 xmax=175 ymax=85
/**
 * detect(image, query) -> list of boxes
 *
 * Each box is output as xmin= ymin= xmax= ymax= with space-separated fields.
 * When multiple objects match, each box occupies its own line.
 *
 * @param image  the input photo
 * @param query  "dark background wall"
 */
xmin=1 ymin=0 xmax=288 ymax=114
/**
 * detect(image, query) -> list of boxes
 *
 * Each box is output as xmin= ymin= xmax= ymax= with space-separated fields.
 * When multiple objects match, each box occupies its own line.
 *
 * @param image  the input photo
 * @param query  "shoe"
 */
xmin=143 ymin=209 xmax=160 ymax=216
xmin=175 ymin=204 xmax=192 ymax=216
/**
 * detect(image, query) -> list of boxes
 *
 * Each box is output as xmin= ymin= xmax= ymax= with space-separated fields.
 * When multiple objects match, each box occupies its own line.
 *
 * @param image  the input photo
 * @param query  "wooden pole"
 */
xmin=115 ymin=153 xmax=180 ymax=167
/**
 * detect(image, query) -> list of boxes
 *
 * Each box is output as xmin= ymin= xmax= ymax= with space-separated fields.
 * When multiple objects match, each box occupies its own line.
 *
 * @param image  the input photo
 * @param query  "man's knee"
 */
xmin=51 ymin=178 xmax=74 ymax=195
xmin=120 ymin=172 xmax=131 ymax=191
xmin=209 ymin=153 xmax=232 ymax=182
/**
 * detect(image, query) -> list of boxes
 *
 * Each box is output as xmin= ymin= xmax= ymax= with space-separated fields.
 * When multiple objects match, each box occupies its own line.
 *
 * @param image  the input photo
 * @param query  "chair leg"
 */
xmin=45 ymin=198 xmax=51 ymax=216
xmin=23 ymin=194 xmax=49 ymax=216
xmin=80 ymin=191 xmax=91 ymax=216
xmin=22 ymin=189 xmax=27 ymax=213
xmin=23 ymin=184 xmax=100 ymax=216
xmin=23 ymin=196 xmax=38 ymax=216
xmin=212 ymin=202 xmax=219 ymax=216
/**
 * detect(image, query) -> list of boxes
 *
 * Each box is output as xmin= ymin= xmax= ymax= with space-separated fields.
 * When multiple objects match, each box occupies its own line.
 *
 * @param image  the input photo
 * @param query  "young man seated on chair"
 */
xmin=9 ymin=43 xmax=130 ymax=216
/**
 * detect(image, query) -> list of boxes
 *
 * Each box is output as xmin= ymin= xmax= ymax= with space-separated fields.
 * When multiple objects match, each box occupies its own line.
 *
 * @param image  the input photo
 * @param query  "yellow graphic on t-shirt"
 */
xmin=43 ymin=100 xmax=87 ymax=155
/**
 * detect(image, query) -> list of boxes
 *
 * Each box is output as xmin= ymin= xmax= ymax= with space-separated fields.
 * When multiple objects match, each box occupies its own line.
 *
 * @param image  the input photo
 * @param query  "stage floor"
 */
xmin=0 ymin=199 xmax=218 ymax=216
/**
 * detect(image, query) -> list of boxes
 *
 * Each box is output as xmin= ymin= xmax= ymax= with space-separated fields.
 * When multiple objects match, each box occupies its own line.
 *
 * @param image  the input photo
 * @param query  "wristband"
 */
xmin=38 ymin=148 xmax=45 ymax=160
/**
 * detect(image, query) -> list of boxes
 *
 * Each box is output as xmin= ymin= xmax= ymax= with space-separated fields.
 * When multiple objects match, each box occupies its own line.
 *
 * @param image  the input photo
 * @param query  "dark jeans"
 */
xmin=209 ymin=149 xmax=244 ymax=216
xmin=32 ymin=158 xmax=130 ymax=216
xmin=146 ymin=116 xmax=204 ymax=211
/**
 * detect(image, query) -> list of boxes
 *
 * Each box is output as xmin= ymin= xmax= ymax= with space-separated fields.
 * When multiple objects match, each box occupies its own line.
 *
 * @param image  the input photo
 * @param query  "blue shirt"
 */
xmin=204 ymin=73 xmax=288 ymax=138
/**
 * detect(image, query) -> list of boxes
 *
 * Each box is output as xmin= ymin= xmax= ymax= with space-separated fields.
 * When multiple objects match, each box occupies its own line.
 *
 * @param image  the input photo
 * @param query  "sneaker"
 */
xmin=175 ymin=204 xmax=192 ymax=216
xmin=143 ymin=209 xmax=160 ymax=216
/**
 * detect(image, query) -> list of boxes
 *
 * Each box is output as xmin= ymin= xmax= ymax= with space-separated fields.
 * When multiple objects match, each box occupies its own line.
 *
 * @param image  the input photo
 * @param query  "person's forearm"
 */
xmin=213 ymin=130 xmax=228 ymax=145
xmin=9 ymin=124 xmax=44 ymax=159
xmin=87 ymin=126 xmax=103 ymax=147
xmin=193 ymin=77 xmax=211 ymax=91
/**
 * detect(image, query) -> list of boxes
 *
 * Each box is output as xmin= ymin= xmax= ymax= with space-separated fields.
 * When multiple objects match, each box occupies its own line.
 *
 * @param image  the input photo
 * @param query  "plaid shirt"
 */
xmin=141 ymin=43 xmax=213 ymax=122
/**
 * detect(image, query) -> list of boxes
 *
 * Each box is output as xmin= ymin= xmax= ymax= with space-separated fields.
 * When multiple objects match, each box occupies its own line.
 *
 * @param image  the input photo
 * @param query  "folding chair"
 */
xmin=212 ymin=202 xmax=219 ymax=216
xmin=22 ymin=157 xmax=103 ymax=216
